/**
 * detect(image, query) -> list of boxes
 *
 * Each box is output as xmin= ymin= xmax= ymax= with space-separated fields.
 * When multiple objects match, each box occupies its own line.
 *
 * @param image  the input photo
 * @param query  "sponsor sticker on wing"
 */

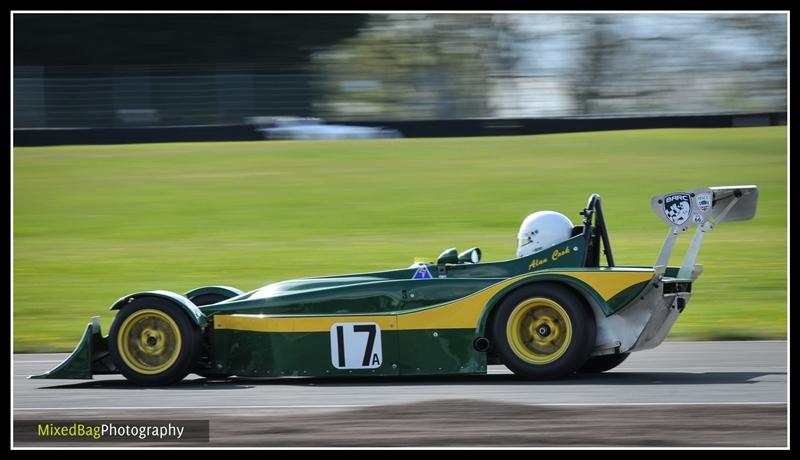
xmin=695 ymin=192 xmax=712 ymax=213
xmin=663 ymin=192 xmax=691 ymax=225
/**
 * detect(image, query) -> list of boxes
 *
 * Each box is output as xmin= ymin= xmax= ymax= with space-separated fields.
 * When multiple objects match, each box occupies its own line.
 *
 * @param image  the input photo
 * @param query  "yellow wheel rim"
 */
xmin=117 ymin=309 xmax=182 ymax=375
xmin=506 ymin=297 xmax=573 ymax=365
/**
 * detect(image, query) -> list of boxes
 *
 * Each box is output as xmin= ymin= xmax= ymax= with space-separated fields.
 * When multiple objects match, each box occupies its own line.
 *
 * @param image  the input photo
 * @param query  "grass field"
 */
xmin=13 ymin=127 xmax=787 ymax=351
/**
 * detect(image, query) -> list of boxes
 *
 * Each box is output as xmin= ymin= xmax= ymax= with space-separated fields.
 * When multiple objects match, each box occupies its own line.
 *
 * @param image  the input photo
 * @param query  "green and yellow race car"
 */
xmin=33 ymin=186 xmax=758 ymax=385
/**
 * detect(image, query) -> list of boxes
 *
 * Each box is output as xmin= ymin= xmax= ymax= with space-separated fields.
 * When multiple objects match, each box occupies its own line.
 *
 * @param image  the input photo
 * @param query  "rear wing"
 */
xmin=651 ymin=186 xmax=758 ymax=278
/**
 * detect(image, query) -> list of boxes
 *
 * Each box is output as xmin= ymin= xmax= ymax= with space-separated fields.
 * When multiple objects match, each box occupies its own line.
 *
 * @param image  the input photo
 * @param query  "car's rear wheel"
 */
xmin=109 ymin=298 xmax=202 ymax=386
xmin=577 ymin=353 xmax=630 ymax=374
xmin=491 ymin=283 xmax=595 ymax=380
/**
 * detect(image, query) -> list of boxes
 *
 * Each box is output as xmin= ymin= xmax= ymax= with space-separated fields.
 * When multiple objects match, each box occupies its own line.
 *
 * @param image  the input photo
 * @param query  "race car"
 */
xmin=255 ymin=117 xmax=402 ymax=140
xmin=32 ymin=186 xmax=758 ymax=385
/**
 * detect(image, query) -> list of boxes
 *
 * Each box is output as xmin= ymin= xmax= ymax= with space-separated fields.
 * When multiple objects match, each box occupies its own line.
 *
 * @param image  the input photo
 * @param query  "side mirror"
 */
xmin=458 ymin=247 xmax=482 ymax=264
xmin=436 ymin=248 xmax=459 ymax=265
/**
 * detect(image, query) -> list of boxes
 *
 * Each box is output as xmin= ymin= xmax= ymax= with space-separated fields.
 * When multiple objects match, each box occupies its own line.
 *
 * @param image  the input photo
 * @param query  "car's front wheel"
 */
xmin=491 ymin=283 xmax=595 ymax=380
xmin=109 ymin=298 xmax=202 ymax=386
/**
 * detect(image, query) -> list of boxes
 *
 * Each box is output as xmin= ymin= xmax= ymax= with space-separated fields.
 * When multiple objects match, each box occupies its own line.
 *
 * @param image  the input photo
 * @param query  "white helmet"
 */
xmin=516 ymin=211 xmax=574 ymax=258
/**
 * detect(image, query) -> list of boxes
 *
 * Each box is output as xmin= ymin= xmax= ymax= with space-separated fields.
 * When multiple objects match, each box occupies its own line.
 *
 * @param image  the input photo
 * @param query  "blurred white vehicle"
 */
xmin=252 ymin=117 xmax=402 ymax=140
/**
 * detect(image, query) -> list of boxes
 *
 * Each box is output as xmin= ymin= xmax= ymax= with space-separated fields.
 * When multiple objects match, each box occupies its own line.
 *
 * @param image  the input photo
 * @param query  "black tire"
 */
xmin=186 ymin=290 xmax=239 ymax=378
xmin=189 ymin=293 xmax=230 ymax=306
xmin=491 ymin=283 xmax=596 ymax=380
xmin=577 ymin=353 xmax=630 ymax=374
xmin=109 ymin=297 xmax=202 ymax=386
xmin=187 ymin=291 xmax=234 ymax=378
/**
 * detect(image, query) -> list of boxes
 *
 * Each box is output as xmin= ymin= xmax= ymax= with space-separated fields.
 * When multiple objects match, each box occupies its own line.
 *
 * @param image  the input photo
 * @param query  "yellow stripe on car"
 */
xmin=213 ymin=269 xmax=654 ymax=333
xmin=215 ymin=314 xmax=398 ymax=333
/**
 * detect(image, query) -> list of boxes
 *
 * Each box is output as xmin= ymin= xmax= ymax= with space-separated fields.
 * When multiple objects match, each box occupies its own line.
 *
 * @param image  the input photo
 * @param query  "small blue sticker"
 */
xmin=412 ymin=265 xmax=432 ymax=279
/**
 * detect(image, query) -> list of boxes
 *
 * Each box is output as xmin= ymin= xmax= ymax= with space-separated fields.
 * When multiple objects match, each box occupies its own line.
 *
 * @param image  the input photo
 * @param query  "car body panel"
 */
xmin=205 ymin=267 xmax=655 ymax=377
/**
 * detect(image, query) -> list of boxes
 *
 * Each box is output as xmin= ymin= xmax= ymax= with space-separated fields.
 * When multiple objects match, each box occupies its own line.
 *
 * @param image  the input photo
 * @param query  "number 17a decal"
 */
xmin=330 ymin=322 xmax=383 ymax=369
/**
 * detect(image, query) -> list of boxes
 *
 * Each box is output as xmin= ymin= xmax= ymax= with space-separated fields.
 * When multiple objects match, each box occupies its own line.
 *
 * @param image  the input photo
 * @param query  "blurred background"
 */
xmin=13 ymin=13 xmax=787 ymax=350
xmin=14 ymin=13 xmax=787 ymax=128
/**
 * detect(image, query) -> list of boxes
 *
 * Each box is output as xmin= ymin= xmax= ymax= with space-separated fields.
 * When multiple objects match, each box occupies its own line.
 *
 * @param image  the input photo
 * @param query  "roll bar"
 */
xmin=580 ymin=193 xmax=615 ymax=268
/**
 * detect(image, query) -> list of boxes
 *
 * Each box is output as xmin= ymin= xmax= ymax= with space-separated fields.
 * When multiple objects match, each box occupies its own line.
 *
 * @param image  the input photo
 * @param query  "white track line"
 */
xmin=15 ymin=404 xmax=373 ymax=411
xmin=16 ymin=368 xmax=787 ymax=376
xmin=590 ymin=368 xmax=786 ymax=372
xmin=485 ymin=368 xmax=785 ymax=373
xmin=660 ymin=340 xmax=787 ymax=343
xmin=13 ymin=401 xmax=787 ymax=411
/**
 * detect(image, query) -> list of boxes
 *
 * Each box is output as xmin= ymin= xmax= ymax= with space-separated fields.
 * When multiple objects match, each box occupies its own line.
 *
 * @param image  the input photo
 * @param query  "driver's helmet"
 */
xmin=516 ymin=211 xmax=574 ymax=258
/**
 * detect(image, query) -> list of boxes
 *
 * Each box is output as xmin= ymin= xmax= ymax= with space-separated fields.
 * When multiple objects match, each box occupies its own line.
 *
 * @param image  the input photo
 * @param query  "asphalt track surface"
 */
xmin=13 ymin=341 xmax=788 ymax=447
